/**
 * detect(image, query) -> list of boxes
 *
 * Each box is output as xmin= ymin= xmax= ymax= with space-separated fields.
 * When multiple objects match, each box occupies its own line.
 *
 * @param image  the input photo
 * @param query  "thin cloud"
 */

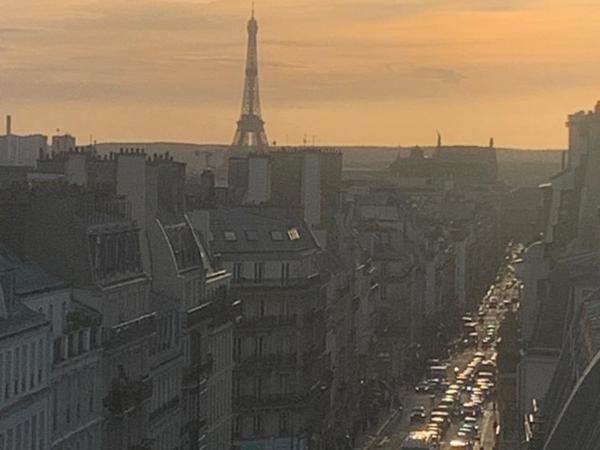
xmin=411 ymin=66 xmax=466 ymax=84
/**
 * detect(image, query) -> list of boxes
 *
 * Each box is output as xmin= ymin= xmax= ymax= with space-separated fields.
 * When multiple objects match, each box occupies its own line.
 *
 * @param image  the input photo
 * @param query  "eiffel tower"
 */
xmin=232 ymin=7 xmax=269 ymax=148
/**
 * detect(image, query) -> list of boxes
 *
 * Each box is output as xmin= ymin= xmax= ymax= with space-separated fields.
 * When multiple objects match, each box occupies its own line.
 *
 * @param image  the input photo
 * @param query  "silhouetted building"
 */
xmin=389 ymin=144 xmax=498 ymax=187
xmin=210 ymin=207 xmax=329 ymax=450
xmin=0 ymin=115 xmax=48 ymax=167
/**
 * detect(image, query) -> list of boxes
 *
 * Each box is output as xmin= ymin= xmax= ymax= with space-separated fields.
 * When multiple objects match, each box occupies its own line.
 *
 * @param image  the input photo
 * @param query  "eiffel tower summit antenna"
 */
xmin=232 ymin=2 xmax=269 ymax=149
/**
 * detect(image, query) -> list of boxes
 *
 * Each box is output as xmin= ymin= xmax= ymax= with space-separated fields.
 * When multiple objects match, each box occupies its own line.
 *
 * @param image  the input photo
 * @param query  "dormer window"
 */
xmin=245 ymin=230 xmax=258 ymax=241
xmin=224 ymin=231 xmax=237 ymax=242
xmin=271 ymin=231 xmax=284 ymax=241
xmin=287 ymin=228 xmax=300 ymax=241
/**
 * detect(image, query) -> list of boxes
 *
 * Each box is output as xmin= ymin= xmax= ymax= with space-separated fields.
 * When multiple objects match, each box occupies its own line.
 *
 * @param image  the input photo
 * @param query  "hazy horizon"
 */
xmin=2 ymin=0 xmax=599 ymax=148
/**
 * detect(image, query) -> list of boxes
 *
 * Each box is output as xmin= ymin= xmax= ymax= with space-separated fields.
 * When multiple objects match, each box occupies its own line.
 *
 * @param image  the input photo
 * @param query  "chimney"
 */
xmin=6 ymin=115 xmax=11 ymax=135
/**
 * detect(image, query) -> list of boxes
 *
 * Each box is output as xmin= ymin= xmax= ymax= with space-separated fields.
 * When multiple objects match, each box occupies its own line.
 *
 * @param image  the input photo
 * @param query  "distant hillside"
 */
xmin=96 ymin=142 xmax=564 ymax=188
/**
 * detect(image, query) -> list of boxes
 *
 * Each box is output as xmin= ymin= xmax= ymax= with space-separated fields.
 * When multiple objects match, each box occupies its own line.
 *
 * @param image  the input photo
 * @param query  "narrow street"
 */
xmin=359 ymin=245 xmax=521 ymax=450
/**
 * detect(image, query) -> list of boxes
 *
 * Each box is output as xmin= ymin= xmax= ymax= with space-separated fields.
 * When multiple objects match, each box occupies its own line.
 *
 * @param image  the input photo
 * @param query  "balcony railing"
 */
xmin=103 ymin=376 xmax=153 ymax=416
xmin=236 ymin=352 xmax=298 ymax=368
xmin=149 ymin=396 xmax=180 ymax=422
xmin=103 ymin=313 xmax=156 ymax=351
xmin=182 ymin=359 xmax=214 ymax=387
xmin=234 ymin=392 xmax=309 ymax=411
xmin=53 ymin=326 xmax=101 ymax=364
xmin=237 ymin=314 xmax=298 ymax=331
xmin=233 ymin=273 xmax=322 ymax=290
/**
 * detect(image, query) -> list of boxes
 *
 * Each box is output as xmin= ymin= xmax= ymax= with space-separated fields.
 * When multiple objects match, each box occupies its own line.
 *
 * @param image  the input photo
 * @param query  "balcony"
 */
xmin=103 ymin=313 xmax=156 ymax=351
xmin=149 ymin=396 xmax=180 ymax=422
xmin=236 ymin=352 xmax=298 ymax=369
xmin=127 ymin=439 xmax=153 ymax=450
xmin=237 ymin=314 xmax=298 ymax=331
xmin=103 ymin=376 xmax=153 ymax=416
xmin=233 ymin=273 xmax=322 ymax=291
xmin=53 ymin=326 xmax=101 ymax=364
xmin=187 ymin=299 xmax=239 ymax=329
xmin=234 ymin=392 xmax=309 ymax=411
xmin=182 ymin=358 xmax=214 ymax=388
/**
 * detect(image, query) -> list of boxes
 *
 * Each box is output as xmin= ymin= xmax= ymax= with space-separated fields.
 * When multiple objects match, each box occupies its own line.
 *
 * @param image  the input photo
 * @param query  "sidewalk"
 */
xmin=475 ymin=404 xmax=499 ymax=450
xmin=355 ymin=387 xmax=410 ymax=450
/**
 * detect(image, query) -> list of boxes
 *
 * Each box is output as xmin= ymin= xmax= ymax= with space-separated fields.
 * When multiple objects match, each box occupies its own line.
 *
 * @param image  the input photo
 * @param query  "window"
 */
xmin=31 ymin=416 xmax=37 ymax=450
xmin=254 ymin=263 xmax=264 ymax=283
xmin=234 ymin=337 xmax=243 ymax=358
xmin=29 ymin=341 xmax=35 ymax=389
xmin=38 ymin=338 xmax=43 ymax=384
xmin=186 ymin=280 xmax=193 ymax=305
xmin=254 ymin=337 xmax=264 ymax=358
xmin=271 ymin=231 xmax=284 ymax=241
xmin=14 ymin=347 xmax=19 ymax=395
xmin=245 ymin=230 xmax=258 ymax=241
xmin=281 ymin=336 xmax=291 ymax=354
xmin=233 ymin=376 xmax=241 ymax=400
xmin=281 ymin=263 xmax=290 ymax=284
xmin=253 ymin=414 xmax=263 ymax=435
xmin=279 ymin=374 xmax=290 ymax=395
xmin=254 ymin=376 xmax=262 ymax=399
xmin=233 ymin=263 xmax=243 ymax=283
xmin=224 ymin=231 xmax=237 ymax=242
xmin=279 ymin=413 xmax=289 ymax=434
xmin=258 ymin=300 xmax=266 ymax=318
xmin=233 ymin=416 xmax=242 ymax=437
xmin=279 ymin=301 xmax=289 ymax=320
xmin=89 ymin=376 xmax=95 ymax=412
xmin=5 ymin=350 xmax=11 ymax=399
xmin=15 ymin=424 xmax=21 ymax=450
xmin=21 ymin=345 xmax=27 ymax=392
xmin=287 ymin=228 xmax=301 ymax=241
xmin=52 ymin=392 xmax=58 ymax=431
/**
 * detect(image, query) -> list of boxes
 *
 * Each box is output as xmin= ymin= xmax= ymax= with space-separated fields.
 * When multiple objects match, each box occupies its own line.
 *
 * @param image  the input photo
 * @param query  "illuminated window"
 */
xmin=287 ymin=228 xmax=300 ymax=241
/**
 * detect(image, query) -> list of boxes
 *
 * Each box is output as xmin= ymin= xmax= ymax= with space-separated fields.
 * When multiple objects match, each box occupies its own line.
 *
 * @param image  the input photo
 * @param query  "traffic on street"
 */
xmin=362 ymin=244 xmax=523 ymax=450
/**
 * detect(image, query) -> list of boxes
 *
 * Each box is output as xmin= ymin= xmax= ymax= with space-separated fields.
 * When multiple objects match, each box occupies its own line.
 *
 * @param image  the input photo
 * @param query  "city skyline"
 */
xmin=2 ymin=0 xmax=600 ymax=148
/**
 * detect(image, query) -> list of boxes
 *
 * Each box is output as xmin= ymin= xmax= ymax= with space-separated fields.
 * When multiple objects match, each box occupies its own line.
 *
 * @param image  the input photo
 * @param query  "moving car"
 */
xmin=449 ymin=439 xmax=472 ymax=450
xmin=415 ymin=381 xmax=430 ymax=393
xmin=457 ymin=424 xmax=474 ymax=439
xmin=410 ymin=410 xmax=427 ymax=424
xmin=400 ymin=431 xmax=436 ymax=450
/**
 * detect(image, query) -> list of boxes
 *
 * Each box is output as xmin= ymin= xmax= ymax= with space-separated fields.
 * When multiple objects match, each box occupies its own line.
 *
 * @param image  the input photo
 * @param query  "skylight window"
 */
xmin=224 ymin=231 xmax=237 ymax=242
xmin=287 ymin=228 xmax=301 ymax=241
xmin=271 ymin=231 xmax=284 ymax=241
xmin=245 ymin=230 xmax=258 ymax=241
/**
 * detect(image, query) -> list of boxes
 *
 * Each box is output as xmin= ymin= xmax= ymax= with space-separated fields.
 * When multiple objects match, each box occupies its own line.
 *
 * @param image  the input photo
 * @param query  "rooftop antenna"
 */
xmin=436 ymin=130 xmax=442 ymax=148
xmin=251 ymin=0 xmax=255 ymax=18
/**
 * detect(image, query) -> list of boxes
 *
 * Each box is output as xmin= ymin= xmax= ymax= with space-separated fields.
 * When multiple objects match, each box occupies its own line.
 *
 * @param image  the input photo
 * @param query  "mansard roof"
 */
xmin=210 ymin=207 xmax=319 ymax=258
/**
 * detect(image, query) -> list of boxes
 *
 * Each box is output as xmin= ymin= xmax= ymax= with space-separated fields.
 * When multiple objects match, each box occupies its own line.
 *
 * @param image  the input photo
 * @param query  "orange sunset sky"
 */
xmin=1 ymin=0 xmax=600 ymax=148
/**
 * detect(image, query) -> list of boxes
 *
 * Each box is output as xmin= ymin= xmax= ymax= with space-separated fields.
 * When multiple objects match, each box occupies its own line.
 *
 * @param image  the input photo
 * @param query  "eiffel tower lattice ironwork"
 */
xmin=232 ymin=8 xmax=269 ymax=148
